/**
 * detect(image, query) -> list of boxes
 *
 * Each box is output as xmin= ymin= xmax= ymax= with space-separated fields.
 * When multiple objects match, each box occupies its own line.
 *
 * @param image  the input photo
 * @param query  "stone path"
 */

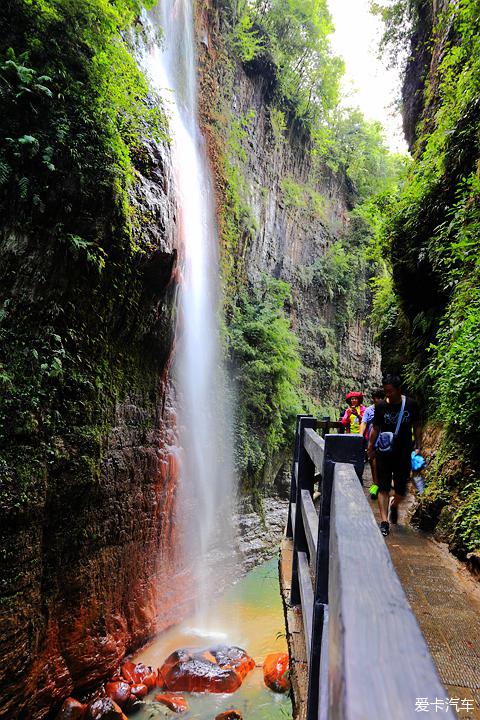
xmin=365 ymin=476 xmax=480 ymax=720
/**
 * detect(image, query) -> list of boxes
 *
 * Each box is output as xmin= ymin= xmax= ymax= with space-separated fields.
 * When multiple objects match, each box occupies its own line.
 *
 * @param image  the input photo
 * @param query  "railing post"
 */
xmin=290 ymin=416 xmax=317 ymax=606
xmin=320 ymin=415 xmax=330 ymax=438
xmin=287 ymin=414 xmax=313 ymax=539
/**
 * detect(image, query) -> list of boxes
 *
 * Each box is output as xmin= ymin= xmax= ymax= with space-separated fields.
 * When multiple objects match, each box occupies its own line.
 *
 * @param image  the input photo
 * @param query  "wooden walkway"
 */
xmin=280 ymin=471 xmax=480 ymax=720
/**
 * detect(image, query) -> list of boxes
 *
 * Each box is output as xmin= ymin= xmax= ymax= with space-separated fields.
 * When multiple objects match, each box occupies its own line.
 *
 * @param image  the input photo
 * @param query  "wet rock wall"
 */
xmin=0 ymin=133 xmax=192 ymax=719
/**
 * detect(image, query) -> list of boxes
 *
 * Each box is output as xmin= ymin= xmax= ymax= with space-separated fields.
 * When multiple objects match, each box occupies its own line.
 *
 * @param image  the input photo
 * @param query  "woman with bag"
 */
xmin=340 ymin=391 xmax=366 ymax=434
xmin=359 ymin=388 xmax=385 ymax=499
xmin=367 ymin=375 xmax=422 ymax=537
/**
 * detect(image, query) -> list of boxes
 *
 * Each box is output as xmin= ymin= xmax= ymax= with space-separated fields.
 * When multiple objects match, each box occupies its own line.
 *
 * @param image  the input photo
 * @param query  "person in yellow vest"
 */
xmin=340 ymin=391 xmax=365 ymax=434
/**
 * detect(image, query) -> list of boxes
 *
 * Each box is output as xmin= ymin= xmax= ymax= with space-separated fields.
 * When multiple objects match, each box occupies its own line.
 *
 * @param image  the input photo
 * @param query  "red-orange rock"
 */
xmin=158 ymin=646 xmax=254 ymax=694
xmin=213 ymin=646 xmax=255 ymax=681
xmin=130 ymin=683 xmax=148 ymax=699
xmin=155 ymin=692 xmax=189 ymax=713
xmin=105 ymin=681 xmax=131 ymax=708
xmin=121 ymin=661 xmax=157 ymax=688
xmin=215 ymin=711 xmax=243 ymax=720
xmin=86 ymin=698 xmax=127 ymax=720
xmin=263 ymin=653 xmax=290 ymax=693
xmin=55 ymin=697 xmax=87 ymax=720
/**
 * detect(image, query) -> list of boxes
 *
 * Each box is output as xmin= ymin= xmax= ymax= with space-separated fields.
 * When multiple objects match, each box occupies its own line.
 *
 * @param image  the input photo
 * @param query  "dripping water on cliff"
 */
xmin=143 ymin=0 xmax=237 ymax=629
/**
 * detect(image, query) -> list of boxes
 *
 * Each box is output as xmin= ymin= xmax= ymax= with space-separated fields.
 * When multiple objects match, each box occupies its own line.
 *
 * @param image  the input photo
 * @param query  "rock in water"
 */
xmin=130 ymin=684 xmax=148 ymax=700
xmin=154 ymin=692 xmax=189 ymax=713
xmin=105 ymin=681 xmax=131 ymax=708
xmin=215 ymin=711 xmax=243 ymax=720
xmin=212 ymin=646 xmax=255 ymax=681
xmin=158 ymin=646 xmax=255 ymax=693
xmin=55 ymin=698 xmax=87 ymax=720
xmin=86 ymin=698 xmax=128 ymax=720
xmin=263 ymin=652 xmax=290 ymax=693
xmin=121 ymin=661 xmax=157 ymax=688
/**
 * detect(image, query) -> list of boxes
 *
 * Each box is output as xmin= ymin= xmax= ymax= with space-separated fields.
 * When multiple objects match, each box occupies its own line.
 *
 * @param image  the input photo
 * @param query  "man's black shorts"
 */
xmin=375 ymin=451 xmax=411 ymax=496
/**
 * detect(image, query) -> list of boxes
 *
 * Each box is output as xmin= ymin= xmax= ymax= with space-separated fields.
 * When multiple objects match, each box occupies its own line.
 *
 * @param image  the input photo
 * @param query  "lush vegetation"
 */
xmin=374 ymin=0 xmax=480 ymax=555
xmin=0 ymin=0 xmax=168 ymax=537
xmin=225 ymin=0 xmax=343 ymax=125
xmin=226 ymin=276 xmax=304 ymax=498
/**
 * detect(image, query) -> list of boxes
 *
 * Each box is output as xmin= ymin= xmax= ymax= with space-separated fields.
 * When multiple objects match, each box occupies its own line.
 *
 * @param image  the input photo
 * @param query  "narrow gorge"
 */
xmin=1 ymin=0 xmax=479 ymax=718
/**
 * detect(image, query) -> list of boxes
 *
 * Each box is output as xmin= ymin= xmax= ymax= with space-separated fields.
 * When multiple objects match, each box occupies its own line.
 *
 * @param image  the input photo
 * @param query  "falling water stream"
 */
xmin=134 ymin=3 xmax=291 ymax=718
xmin=144 ymin=0 xmax=236 ymax=626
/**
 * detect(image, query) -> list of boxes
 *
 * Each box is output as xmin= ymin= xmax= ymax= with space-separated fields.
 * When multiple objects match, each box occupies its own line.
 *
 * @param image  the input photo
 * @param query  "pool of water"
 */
xmin=133 ymin=557 xmax=292 ymax=719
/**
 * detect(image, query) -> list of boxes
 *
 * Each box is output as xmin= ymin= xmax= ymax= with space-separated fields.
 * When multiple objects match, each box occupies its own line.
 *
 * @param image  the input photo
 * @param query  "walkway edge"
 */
xmin=280 ymin=536 xmax=308 ymax=720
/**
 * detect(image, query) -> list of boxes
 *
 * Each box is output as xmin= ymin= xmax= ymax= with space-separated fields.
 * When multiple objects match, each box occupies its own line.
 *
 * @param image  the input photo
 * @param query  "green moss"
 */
xmin=0 ymin=1 xmax=170 ymax=537
xmin=226 ymin=275 xmax=305 ymax=490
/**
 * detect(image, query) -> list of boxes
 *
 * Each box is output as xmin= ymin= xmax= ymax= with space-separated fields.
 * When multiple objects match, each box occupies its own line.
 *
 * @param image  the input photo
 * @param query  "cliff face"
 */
xmin=0 ymin=131 xmax=193 ymax=718
xmin=198 ymin=4 xmax=381 ymax=414
xmin=0 ymin=2 xmax=382 ymax=716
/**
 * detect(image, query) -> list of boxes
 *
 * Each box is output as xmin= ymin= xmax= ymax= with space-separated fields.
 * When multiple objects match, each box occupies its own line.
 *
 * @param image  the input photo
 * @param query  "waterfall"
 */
xmin=143 ymin=1 xmax=236 ymax=629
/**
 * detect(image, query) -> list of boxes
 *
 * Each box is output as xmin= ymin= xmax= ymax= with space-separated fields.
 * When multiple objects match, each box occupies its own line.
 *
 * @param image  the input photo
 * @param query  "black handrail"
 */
xmin=287 ymin=414 xmax=453 ymax=720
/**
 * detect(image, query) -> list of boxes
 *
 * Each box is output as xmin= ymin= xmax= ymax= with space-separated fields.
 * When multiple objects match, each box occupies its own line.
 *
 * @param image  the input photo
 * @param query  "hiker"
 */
xmin=340 ymin=391 xmax=365 ymax=434
xmin=367 ymin=375 xmax=421 ymax=537
xmin=359 ymin=388 xmax=385 ymax=498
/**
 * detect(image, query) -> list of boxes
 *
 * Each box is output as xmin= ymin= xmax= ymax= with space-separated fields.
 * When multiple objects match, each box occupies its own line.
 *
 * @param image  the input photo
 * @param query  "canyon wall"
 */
xmin=199 ymin=3 xmax=381 ymax=413
xmin=196 ymin=2 xmax=381 ymax=491
xmin=0 ymin=130 xmax=192 ymax=718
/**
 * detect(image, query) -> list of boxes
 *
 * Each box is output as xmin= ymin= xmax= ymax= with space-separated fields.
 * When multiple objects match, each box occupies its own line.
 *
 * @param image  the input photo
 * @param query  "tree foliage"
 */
xmin=223 ymin=0 xmax=343 ymax=125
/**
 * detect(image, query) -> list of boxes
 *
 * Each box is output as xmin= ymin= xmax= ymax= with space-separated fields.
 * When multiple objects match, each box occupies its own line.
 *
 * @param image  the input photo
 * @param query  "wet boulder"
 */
xmin=121 ymin=661 xmax=157 ymax=689
xmin=212 ymin=646 xmax=255 ymax=681
xmin=155 ymin=692 xmax=189 ymax=712
xmin=130 ymin=684 xmax=148 ymax=700
xmin=55 ymin=698 xmax=87 ymax=720
xmin=263 ymin=653 xmax=290 ymax=693
xmin=158 ymin=646 xmax=254 ymax=693
xmin=86 ymin=698 xmax=127 ymax=720
xmin=105 ymin=681 xmax=131 ymax=709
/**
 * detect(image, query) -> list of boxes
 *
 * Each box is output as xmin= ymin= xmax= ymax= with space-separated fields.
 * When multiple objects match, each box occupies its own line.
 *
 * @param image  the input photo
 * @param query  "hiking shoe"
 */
xmin=380 ymin=521 xmax=390 ymax=537
xmin=389 ymin=498 xmax=398 ymax=524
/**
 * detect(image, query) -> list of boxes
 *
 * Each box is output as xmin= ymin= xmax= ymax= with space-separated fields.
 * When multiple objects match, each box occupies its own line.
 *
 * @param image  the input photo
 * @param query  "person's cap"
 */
xmin=345 ymin=391 xmax=364 ymax=401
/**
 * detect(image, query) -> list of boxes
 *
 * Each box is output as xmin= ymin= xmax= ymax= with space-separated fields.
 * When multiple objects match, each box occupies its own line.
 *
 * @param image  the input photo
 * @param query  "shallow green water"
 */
xmin=133 ymin=557 xmax=292 ymax=720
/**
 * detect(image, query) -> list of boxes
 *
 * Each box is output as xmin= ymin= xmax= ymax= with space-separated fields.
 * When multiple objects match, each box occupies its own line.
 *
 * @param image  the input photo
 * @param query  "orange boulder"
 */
xmin=213 ymin=646 xmax=255 ymax=681
xmin=86 ymin=698 xmax=127 ymax=720
xmin=121 ymin=661 xmax=157 ymax=689
xmin=105 ymin=681 xmax=131 ymax=709
xmin=155 ymin=692 xmax=189 ymax=713
xmin=55 ymin=698 xmax=87 ymax=720
xmin=158 ymin=646 xmax=254 ymax=694
xmin=130 ymin=684 xmax=148 ymax=700
xmin=263 ymin=653 xmax=290 ymax=693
